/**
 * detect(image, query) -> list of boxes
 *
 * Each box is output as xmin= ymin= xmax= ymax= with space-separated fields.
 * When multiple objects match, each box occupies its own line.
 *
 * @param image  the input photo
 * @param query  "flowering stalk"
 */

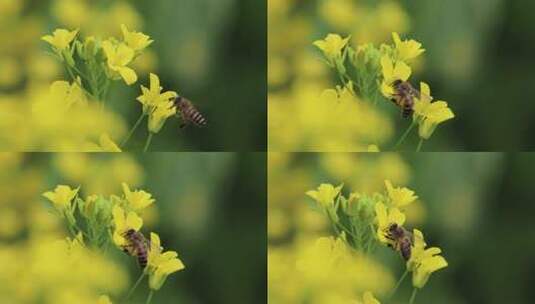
xmin=314 ymin=33 xmax=455 ymax=151
xmin=43 ymin=183 xmax=185 ymax=303
xmin=42 ymin=26 xmax=197 ymax=151
xmin=306 ymin=180 xmax=447 ymax=303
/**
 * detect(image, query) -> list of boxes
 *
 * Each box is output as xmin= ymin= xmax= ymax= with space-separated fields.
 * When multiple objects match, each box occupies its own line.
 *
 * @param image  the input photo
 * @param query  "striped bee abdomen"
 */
xmin=122 ymin=229 xmax=149 ymax=269
xmin=138 ymin=253 xmax=148 ymax=268
xmin=174 ymin=96 xmax=207 ymax=127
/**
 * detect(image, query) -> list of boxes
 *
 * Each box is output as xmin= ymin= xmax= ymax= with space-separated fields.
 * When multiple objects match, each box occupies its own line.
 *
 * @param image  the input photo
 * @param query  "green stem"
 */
xmin=70 ymin=64 xmax=89 ymax=79
xmin=335 ymin=222 xmax=359 ymax=240
xmin=365 ymin=224 xmax=376 ymax=253
xmin=99 ymin=79 xmax=111 ymax=112
xmin=121 ymin=113 xmax=145 ymax=148
xmin=124 ymin=273 xmax=146 ymax=301
xmin=143 ymin=132 xmax=154 ymax=152
xmin=65 ymin=66 xmax=97 ymax=100
xmin=145 ymin=290 xmax=154 ymax=304
xmin=390 ymin=269 xmax=409 ymax=298
xmin=416 ymin=139 xmax=424 ymax=152
xmin=409 ymin=288 xmax=418 ymax=304
xmin=394 ymin=121 xmax=416 ymax=149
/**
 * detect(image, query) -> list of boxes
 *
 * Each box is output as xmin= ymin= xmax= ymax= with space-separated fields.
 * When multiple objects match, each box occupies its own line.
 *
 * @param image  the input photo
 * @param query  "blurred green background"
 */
xmin=268 ymin=152 xmax=535 ymax=303
xmin=1 ymin=0 xmax=266 ymax=151
xmin=1 ymin=152 xmax=266 ymax=304
xmin=131 ymin=1 xmax=267 ymax=151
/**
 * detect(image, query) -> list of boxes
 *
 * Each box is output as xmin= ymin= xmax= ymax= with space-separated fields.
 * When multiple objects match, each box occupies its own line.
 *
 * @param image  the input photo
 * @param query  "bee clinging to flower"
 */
xmin=384 ymin=223 xmax=414 ymax=260
xmin=390 ymin=80 xmax=421 ymax=118
xmin=122 ymin=229 xmax=149 ymax=268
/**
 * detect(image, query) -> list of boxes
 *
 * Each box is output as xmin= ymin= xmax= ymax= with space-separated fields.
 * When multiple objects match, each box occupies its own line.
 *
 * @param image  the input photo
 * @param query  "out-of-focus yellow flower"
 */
xmin=131 ymin=50 xmax=158 ymax=74
xmin=355 ymin=291 xmax=381 ymax=304
xmin=313 ymin=34 xmax=350 ymax=62
xmin=367 ymin=145 xmax=380 ymax=152
xmin=392 ymin=32 xmax=425 ymax=62
xmin=121 ymin=24 xmax=153 ymax=52
xmin=0 ymin=57 xmax=22 ymax=87
xmin=147 ymin=232 xmax=185 ymax=290
xmin=41 ymin=28 xmax=78 ymax=51
xmin=306 ymin=183 xmax=343 ymax=207
xmin=137 ymin=73 xmax=178 ymax=112
xmin=98 ymin=295 xmax=112 ymax=304
xmin=374 ymin=202 xmax=405 ymax=244
xmin=380 ymin=55 xmax=411 ymax=98
xmin=122 ymin=182 xmax=154 ymax=211
xmin=102 ymin=41 xmax=137 ymax=85
xmin=384 ymin=180 xmax=417 ymax=207
xmin=413 ymin=82 xmax=455 ymax=139
xmin=98 ymin=133 xmax=122 ymax=152
xmin=112 ymin=205 xmax=142 ymax=246
xmin=319 ymin=0 xmax=359 ymax=31
xmin=295 ymin=236 xmax=394 ymax=296
xmin=52 ymin=0 xmax=90 ymax=28
xmin=407 ymin=229 xmax=448 ymax=288
xmin=43 ymin=185 xmax=79 ymax=211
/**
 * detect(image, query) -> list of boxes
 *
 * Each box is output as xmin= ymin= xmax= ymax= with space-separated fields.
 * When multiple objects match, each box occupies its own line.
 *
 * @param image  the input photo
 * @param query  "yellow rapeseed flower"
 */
xmin=41 ymin=28 xmax=78 ymax=51
xmin=102 ymin=41 xmax=137 ymax=85
xmin=392 ymin=32 xmax=425 ymax=62
xmin=306 ymin=183 xmax=343 ymax=207
xmin=121 ymin=24 xmax=153 ymax=52
xmin=413 ymin=82 xmax=455 ymax=139
xmin=43 ymin=185 xmax=79 ymax=212
xmin=121 ymin=182 xmax=154 ymax=210
xmin=112 ymin=205 xmax=143 ymax=246
xmin=374 ymin=202 xmax=405 ymax=244
xmin=384 ymin=180 xmax=417 ymax=207
xmin=313 ymin=34 xmax=350 ymax=62
xmin=407 ymin=229 xmax=448 ymax=288
xmin=147 ymin=232 xmax=185 ymax=290
xmin=380 ymin=55 xmax=411 ymax=98
xmin=137 ymin=73 xmax=178 ymax=112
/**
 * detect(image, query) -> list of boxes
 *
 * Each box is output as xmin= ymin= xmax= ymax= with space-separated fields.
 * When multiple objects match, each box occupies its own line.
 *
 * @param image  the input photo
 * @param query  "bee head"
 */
xmin=125 ymin=229 xmax=135 ymax=237
xmin=392 ymin=79 xmax=403 ymax=87
xmin=388 ymin=223 xmax=398 ymax=232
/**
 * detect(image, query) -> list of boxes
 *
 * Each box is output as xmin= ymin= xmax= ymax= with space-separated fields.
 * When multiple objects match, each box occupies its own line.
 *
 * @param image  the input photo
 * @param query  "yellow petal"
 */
xmin=393 ymin=61 xmax=411 ymax=81
xmin=420 ymin=82 xmax=431 ymax=97
xmin=126 ymin=211 xmax=143 ymax=231
xmin=380 ymin=55 xmax=394 ymax=80
xmin=118 ymin=67 xmax=138 ymax=85
xmin=116 ymin=44 xmax=134 ymax=66
xmin=149 ymin=73 xmax=160 ymax=94
xmin=388 ymin=207 xmax=406 ymax=226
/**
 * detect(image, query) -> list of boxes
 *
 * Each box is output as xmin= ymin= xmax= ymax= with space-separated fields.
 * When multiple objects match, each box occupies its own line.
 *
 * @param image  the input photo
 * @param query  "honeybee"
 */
xmin=174 ymin=96 xmax=207 ymax=128
xmin=391 ymin=80 xmax=421 ymax=118
xmin=122 ymin=229 xmax=149 ymax=268
xmin=384 ymin=223 xmax=413 ymax=261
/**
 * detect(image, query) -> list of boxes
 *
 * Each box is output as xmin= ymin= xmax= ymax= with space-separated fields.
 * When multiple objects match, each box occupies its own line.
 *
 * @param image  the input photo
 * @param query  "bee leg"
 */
xmin=179 ymin=122 xmax=188 ymax=129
